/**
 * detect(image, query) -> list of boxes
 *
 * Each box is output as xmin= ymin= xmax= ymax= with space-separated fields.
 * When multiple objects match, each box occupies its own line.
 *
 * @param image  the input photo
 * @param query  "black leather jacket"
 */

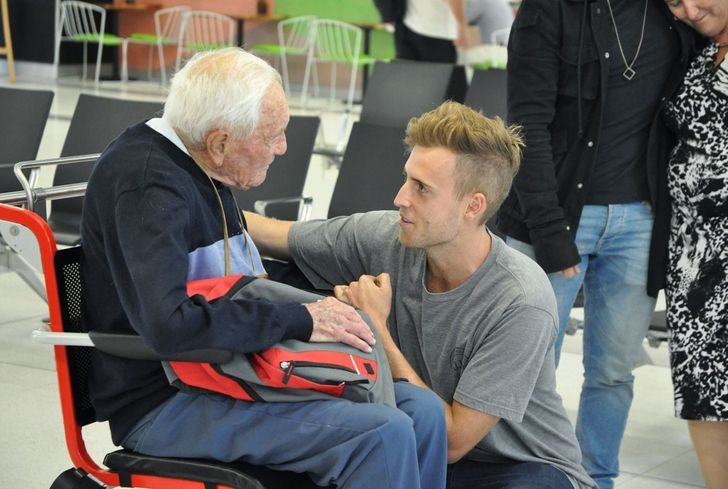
xmin=499 ymin=0 xmax=698 ymax=296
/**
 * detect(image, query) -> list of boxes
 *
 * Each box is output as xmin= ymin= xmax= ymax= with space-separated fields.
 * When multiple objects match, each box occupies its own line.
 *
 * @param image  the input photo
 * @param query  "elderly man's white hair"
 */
xmin=164 ymin=47 xmax=282 ymax=149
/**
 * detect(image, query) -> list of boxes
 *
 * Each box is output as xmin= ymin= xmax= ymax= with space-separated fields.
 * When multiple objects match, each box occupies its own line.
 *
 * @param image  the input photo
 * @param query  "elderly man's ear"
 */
xmin=205 ymin=129 xmax=229 ymax=168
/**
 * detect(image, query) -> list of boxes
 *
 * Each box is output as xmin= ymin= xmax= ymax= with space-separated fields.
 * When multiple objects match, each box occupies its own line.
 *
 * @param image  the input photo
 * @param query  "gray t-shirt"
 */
xmin=289 ymin=211 xmax=596 ymax=489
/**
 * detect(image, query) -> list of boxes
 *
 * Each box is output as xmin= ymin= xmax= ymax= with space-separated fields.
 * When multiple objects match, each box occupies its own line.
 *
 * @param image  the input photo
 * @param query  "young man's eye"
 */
xmin=666 ymin=0 xmax=681 ymax=7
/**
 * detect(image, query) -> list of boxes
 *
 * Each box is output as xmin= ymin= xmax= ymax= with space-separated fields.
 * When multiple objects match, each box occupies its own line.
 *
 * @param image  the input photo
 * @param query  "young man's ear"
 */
xmin=205 ymin=129 xmax=229 ymax=168
xmin=465 ymin=192 xmax=487 ymax=221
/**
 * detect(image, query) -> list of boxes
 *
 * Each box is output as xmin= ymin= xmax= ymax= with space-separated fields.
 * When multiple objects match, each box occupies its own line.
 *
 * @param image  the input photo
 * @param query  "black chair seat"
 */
xmin=104 ymin=449 xmax=329 ymax=489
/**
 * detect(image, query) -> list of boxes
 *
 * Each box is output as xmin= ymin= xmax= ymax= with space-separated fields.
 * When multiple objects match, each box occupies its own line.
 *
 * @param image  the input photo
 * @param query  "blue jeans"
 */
xmin=447 ymin=458 xmax=572 ymax=489
xmin=122 ymin=381 xmax=447 ymax=489
xmin=506 ymin=203 xmax=657 ymax=489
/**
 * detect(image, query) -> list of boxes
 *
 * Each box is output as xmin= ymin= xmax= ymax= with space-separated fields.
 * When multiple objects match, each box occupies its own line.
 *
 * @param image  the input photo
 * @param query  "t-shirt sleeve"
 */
xmin=288 ymin=211 xmax=399 ymax=289
xmin=453 ymin=304 xmax=556 ymax=423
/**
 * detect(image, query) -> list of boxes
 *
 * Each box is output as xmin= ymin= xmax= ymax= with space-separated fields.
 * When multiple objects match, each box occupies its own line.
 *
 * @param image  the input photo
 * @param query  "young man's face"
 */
xmin=393 ymin=145 xmax=470 ymax=250
xmin=221 ymin=83 xmax=289 ymax=190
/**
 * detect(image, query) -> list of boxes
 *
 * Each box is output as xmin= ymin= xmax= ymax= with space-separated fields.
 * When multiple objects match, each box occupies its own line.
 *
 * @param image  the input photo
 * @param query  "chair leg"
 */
xmin=280 ymin=50 xmax=291 ymax=97
xmin=301 ymin=55 xmax=314 ymax=108
xmin=157 ymin=42 xmax=167 ymax=85
xmin=312 ymin=62 xmax=320 ymax=99
xmin=147 ymin=44 xmax=153 ymax=81
xmin=329 ymin=62 xmax=337 ymax=107
xmin=121 ymin=40 xmax=129 ymax=83
xmin=82 ymin=42 xmax=88 ymax=81
xmin=175 ymin=46 xmax=182 ymax=75
xmin=94 ymin=41 xmax=103 ymax=87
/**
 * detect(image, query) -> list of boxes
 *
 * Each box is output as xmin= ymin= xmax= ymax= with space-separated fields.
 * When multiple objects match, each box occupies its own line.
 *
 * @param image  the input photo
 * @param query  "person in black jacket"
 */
xmin=80 ymin=47 xmax=447 ymax=489
xmin=501 ymin=1 xmax=697 ymax=488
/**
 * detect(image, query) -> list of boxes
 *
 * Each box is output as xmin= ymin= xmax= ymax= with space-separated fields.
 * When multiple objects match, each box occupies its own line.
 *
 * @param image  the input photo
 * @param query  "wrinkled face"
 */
xmin=665 ymin=0 xmax=728 ymax=40
xmin=220 ymin=83 xmax=289 ymax=190
xmin=393 ymin=145 xmax=469 ymax=250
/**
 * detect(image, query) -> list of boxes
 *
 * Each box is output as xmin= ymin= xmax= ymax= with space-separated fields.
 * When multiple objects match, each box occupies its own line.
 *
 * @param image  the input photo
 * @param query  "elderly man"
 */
xmin=80 ymin=48 xmax=446 ymax=489
xmin=248 ymin=102 xmax=597 ymax=489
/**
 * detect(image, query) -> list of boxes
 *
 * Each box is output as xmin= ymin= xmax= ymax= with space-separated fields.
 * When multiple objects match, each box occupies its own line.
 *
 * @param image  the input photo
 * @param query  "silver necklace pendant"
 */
xmin=623 ymin=67 xmax=636 ymax=80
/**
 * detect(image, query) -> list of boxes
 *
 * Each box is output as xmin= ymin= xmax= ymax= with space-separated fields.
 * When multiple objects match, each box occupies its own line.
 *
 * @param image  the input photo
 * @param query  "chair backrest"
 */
xmin=231 ymin=115 xmax=320 ymax=221
xmin=155 ymin=5 xmax=190 ymax=45
xmin=277 ymin=15 xmax=316 ymax=53
xmin=178 ymin=10 xmax=235 ymax=53
xmin=59 ymin=0 xmax=105 ymax=39
xmin=359 ymin=60 xmax=458 ymax=129
xmin=464 ymin=68 xmax=508 ymax=120
xmin=50 ymin=94 xmax=163 ymax=245
xmin=55 ymin=246 xmax=98 ymax=427
xmin=0 ymin=87 xmax=54 ymax=193
xmin=310 ymin=19 xmax=362 ymax=64
xmin=328 ymin=122 xmax=408 ymax=218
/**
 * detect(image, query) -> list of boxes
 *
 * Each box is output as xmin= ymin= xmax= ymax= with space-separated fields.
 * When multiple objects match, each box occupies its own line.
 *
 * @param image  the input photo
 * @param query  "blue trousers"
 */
xmin=507 ymin=203 xmax=657 ymax=489
xmin=122 ymin=381 xmax=447 ymax=489
xmin=447 ymin=459 xmax=572 ymax=489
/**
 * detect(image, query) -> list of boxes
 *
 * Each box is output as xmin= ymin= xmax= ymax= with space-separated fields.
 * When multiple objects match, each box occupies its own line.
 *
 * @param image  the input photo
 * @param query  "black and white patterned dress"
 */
xmin=663 ymin=43 xmax=728 ymax=421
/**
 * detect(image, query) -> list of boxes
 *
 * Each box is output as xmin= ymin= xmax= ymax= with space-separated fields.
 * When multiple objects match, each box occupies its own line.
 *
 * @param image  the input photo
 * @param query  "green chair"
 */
xmin=175 ymin=10 xmax=235 ymax=73
xmin=122 ymin=6 xmax=190 ymax=85
xmin=301 ymin=19 xmax=376 ymax=150
xmin=252 ymin=15 xmax=317 ymax=97
xmin=54 ymin=1 xmax=123 ymax=87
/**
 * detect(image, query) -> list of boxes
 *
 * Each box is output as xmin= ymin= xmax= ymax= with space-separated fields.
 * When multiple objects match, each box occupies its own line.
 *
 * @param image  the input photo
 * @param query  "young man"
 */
xmin=248 ymin=101 xmax=597 ymax=489
xmin=80 ymin=48 xmax=447 ymax=489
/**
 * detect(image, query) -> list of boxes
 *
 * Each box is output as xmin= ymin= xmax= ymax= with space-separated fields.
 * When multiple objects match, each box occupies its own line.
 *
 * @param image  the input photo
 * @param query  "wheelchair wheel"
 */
xmin=50 ymin=468 xmax=105 ymax=489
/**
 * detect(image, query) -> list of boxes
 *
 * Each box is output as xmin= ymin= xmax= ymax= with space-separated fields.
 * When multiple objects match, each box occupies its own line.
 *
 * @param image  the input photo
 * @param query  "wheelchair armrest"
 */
xmin=33 ymin=329 xmax=234 ymax=363
xmin=253 ymin=196 xmax=313 ymax=221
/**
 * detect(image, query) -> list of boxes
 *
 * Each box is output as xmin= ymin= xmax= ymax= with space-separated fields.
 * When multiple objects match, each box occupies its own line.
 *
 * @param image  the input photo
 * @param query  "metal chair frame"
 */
xmin=54 ymin=1 xmax=123 ymax=86
xmin=122 ymin=6 xmax=190 ymax=85
xmin=175 ymin=10 xmax=236 ymax=73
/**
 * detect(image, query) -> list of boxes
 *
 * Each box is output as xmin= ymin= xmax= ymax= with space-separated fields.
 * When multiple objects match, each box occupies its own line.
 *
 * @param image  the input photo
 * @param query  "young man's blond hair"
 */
xmin=405 ymin=101 xmax=523 ymax=223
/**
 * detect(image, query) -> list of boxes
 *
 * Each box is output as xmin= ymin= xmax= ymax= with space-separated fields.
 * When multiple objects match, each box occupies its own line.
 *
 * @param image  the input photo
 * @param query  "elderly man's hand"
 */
xmin=304 ymin=297 xmax=376 ymax=352
xmin=334 ymin=273 xmax=392 ymax=329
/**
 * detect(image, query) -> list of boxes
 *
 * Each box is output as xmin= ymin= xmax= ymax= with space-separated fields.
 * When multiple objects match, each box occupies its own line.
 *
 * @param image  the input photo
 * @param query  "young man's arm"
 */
xmin=336 ymin=274 xmax=500 ymax=463
xmin=244 ymin=211 xmax=294 ymax=260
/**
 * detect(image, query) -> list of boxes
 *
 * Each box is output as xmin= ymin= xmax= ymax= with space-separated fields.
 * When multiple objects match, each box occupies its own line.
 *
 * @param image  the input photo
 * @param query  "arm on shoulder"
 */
xmin=244 ymin=211 xmax=294 ymax=260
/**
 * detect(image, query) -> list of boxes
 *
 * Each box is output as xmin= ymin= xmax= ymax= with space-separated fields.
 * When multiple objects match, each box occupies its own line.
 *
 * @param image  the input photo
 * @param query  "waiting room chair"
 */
xmin=54 ymin=1 xmax=124 ymax=87
xmin=464 ymin=68 xmax=507 ymax=121
xmin=231 ymin=115 xmax=320 ymax=221
xmin=49 ymin=94 xmax=163 ymax=246
xmin=359 ymin=60 xmax=462 ymax=130
xmin=327 ymin=122 xmax=408 ymax=218
xmin=175 ymin=10 xmax=236 ymax=73
xmin=0 ymin=201 xmax=333 ymax=489
xmin=253 ymin=15 xmax=317 ymax=98
xmin=0 ymin=87 xmax=54 ymax=299
xmin=302 ymin=19 xmax=376 ymax=151
xmin=122 ymin=5 xmax=190 ymax=85
xmin=0 ymin=87 xmax=54 ymax=194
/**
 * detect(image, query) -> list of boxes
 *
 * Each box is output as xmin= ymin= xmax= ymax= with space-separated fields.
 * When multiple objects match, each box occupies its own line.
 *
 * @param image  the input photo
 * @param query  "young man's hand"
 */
xmin=334 ymin=273 xmax=392 ymax=329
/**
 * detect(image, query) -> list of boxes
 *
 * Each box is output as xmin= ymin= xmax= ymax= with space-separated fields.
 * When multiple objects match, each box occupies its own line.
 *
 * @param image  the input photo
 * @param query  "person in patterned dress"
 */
xmin=663 ymin=1 xmax=728 ymax=488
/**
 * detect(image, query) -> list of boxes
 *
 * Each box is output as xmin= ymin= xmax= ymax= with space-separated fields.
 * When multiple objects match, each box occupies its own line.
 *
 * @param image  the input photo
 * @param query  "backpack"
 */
xmin=373 ymin=0 xmax=407 ymax=23
xmin=163 ymin=275 xmax=397 ymax=407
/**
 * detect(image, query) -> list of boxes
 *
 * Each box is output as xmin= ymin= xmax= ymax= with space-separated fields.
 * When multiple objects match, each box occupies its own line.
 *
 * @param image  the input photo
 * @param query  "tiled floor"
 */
xmin=0 ymin=75 xmax=707 ymax=488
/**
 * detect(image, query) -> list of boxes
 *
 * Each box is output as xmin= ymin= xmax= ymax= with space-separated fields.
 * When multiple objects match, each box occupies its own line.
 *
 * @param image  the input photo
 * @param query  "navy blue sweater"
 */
xmin=80 ymin=122 xmax=312 ymax=444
